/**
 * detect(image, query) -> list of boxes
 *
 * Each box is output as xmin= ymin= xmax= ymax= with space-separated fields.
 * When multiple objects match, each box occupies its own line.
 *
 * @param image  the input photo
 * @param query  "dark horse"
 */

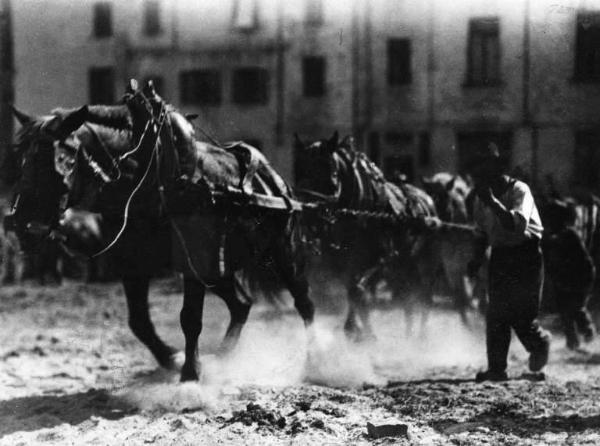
xmin=294 ymin=132 xmax=436 ymax=340
xmin=7 ymin=81 xmax=315 ymax=381
xmin=5 ymin=103 xmax=186 ymax=370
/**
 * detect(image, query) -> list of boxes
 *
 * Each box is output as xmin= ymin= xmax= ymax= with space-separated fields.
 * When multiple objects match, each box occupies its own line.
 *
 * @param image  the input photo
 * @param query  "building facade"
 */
xmin=4 ymin=0 xmax=600 ymax=193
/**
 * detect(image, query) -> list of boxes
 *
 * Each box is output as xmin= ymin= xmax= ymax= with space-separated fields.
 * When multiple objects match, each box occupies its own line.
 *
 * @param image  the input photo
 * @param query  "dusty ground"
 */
xmin=1 ymin=280 xmax=600 ymax=445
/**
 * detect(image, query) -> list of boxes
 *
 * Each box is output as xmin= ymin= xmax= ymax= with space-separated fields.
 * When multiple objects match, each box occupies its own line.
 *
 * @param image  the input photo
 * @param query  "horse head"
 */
xmin=6 ymin=101 xmax=139 ymax=258
xmin=293 ymin=131 xmax=342 ymax=202
xmin=421 ymin=174 xmax=469 ymax=223
xmin=5 ymin=106 xmax=89 ymax=253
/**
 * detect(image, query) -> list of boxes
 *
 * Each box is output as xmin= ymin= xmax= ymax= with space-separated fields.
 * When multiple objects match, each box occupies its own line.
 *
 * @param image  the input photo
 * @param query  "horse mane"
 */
xmin=73 ymin=122 xmax=132 ymax=154
xmin=335 ymin=136 xmax=394 ymax=210
xmin=51 ymin=105 xmax=131 ymax=131
xmin=333 ymin=135 xmax=436 ymax=218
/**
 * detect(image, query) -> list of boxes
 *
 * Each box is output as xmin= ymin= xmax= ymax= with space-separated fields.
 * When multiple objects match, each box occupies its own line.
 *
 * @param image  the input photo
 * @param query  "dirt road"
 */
xmin=1 ymin=280 xmax=600 ymax=445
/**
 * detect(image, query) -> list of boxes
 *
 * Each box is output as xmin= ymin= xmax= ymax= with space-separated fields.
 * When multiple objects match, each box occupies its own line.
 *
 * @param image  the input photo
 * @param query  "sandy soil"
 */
xmin=1 ymin=280 xmax=600 ymax=445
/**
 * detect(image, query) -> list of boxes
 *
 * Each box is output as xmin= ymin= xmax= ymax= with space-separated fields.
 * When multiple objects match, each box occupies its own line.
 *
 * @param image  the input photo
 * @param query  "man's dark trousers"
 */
xmin=487 ymin=238 xmax=549 ymax=372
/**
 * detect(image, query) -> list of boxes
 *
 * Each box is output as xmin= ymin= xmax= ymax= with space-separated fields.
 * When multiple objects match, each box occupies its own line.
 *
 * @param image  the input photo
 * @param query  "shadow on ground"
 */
xmin=0 ymin=389 xmax=135 ymax=437
xmin=434 ymin=412 xmax=600 ymax=437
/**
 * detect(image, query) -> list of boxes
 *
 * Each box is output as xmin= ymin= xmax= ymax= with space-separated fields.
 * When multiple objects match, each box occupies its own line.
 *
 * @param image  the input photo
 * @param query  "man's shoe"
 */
xmin=529 ymin=340 xmax=550 ymax=372
xmin=475 ymin=370 xmax=508 ymax=382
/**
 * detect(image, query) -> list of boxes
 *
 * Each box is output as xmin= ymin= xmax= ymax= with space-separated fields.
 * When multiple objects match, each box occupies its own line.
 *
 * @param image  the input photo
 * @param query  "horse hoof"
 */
xmin=164 ymin=351 xmax=185 ymax=371
xmin=180 ymin=366 xmax=199 ymax=382
xmin=344 ymin=327 xmax=376 ymax=344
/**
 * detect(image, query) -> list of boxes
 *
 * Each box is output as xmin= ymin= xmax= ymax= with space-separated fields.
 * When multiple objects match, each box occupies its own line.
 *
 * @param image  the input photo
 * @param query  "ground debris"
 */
xmin=366 ymin=421 xmax=409 ymax=439
xmin=226 ymin=402 xmax=286 ymax=431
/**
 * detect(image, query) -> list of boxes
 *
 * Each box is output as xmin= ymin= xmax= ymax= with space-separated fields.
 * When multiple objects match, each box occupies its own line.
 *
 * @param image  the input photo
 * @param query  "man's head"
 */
xmin=466 ymin=142 xmax=503 ymax=185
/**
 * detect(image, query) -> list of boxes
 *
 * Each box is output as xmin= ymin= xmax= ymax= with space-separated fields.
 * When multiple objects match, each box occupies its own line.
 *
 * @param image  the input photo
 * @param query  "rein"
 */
xmin=90 ymin=101 xmax=166 ymax=258
xmin=293 ymin=187 xmax=339 ymax=203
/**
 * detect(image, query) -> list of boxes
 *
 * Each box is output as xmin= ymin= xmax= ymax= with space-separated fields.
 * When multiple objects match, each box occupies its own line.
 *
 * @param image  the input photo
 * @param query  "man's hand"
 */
xmin=476 ymin=186 xmax=496 ymax=206
xmin=424 ymin=216 xmax=443 ymax=230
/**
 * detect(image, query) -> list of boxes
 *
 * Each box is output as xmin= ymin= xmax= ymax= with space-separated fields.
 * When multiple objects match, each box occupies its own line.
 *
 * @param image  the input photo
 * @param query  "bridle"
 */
xmin=294 ymin=144 xmax=343 ymax=205
xmin=89 ymin=89 xmax=168 ymax=258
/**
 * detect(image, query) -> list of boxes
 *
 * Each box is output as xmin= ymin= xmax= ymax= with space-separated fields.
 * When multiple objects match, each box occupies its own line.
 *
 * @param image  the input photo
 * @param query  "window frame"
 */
xmin=232 ymin=0 xmax=260 ymax=32
xmin=465 ymin=17 xmax=501 ymax=87
xmin=179 ymin=69 xmax=222 ymax=106
xmin=387 ymin=38 xmax=412 ymax=86
xmin=92 ymin=2 xmax=113 ymax=39
xmin=574 ymin=13 xmax=600 ymax=83
xmin=143 ymin=0 xmax=162 ymax=37
xmin=302 ymin=56 xmax=326 ymax=97
xmin=232 ymin=67 xmax=269 ymax=105
xmin=573 ymin=129 xmax=600 ymax=189
xmin=305 ymin=0 xmax=324 ymax=26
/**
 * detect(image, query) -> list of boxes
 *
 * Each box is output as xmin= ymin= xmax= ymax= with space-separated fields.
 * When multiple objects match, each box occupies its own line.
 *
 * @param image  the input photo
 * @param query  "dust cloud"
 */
xmin=116 ymin=302 xmax=486 ymax=412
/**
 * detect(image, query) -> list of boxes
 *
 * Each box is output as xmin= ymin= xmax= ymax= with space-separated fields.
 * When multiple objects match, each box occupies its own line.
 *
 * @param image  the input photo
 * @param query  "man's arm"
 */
xmin=476 ymin=187 xmax=516 ymax=231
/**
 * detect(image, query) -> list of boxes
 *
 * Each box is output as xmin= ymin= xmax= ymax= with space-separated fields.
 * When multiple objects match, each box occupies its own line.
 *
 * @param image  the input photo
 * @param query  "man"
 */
xmin=543 ymin=199 xmax=595 ymax=350
xmin=467 ymin=142 xmax=550 ymax=382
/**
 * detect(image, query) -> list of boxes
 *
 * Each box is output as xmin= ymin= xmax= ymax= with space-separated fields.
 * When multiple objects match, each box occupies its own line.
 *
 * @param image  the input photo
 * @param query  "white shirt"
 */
xmin=473 ymin=179 xmax=543 ymax=248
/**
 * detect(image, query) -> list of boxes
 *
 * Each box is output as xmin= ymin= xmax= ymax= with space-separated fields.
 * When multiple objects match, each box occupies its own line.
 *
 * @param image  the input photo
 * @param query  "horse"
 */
xmin=294 ymin=132 xmax=437 ymax=340
xmin=19 ymin=80 xmax=315 ymax=382
xmin=421 ymin=173 xmax=470 ymax=223
xmin=421 ymin=173 xmax=488 ymax=319
xmin=4 ymin=103 xmax=191 ymax=370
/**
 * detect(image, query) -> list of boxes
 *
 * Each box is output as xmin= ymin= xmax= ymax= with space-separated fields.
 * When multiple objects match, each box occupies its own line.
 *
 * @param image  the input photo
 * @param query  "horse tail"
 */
xmin=237 ymin=210 xmax=306 ymax=307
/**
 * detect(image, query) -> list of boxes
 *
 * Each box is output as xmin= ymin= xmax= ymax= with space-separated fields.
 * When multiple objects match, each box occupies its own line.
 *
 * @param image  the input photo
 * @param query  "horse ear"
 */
xmin=293 ymin=133 xmax=305 ymax=149
xmin=10 ymin=105 xmax=34 ymax=126
xmin=328 ymin=131 xmax=339 ymax=146
xmin=185 ymin=113 xmax=199 ymax=122
xmin=143 ymin=79 xmax=157 ymax=98
xmin=127 ymin=79 xmax=139 ymax=94
xmin=53 ymin=105 xmax=88 ymax=139
xmin=446 ymin=176 xmax=457 ymax=191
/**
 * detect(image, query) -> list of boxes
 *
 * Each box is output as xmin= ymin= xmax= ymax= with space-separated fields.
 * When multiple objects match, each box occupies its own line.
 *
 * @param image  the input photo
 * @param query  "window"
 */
xmin=384 ymin=132 xmax=413 ymax=149
xmin=179 ymin=70 xmax=221 ymax=105
xmin=305 ymin=0 xmax=324 ymax=25
xmin=302 ymin=56 xmax=326 ymax=97
xmin=232 ymin=68 xmax=269 ymax=105
xmin=456 ymin=131 xmax=511 ymax=174
xmin=232 ymin=0 xmax=258 ymax=31
xmin=93 ymin=2 xmax=112 ymax=38
xmin=466 ymin=18 xmax=500 ymax=86
xmin=575 ymin=14 xmax=600 ymax=82
xmin=143 ymin=0 xmax=162 ymax=37
xmin=143 ymin=75 xmax=164 ymax=97
xmin=89 ymin=67 xmax=115 ymax=104
xmin=387 ymin=39 xmax=412 ymax=85
xmin=574 ymin=130 xmax=600 ymax=190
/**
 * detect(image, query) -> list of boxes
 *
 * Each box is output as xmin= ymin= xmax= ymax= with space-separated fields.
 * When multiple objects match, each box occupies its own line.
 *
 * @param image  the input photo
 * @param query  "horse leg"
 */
xmin=272 ymin=242 xmax=315 ymax=328
xmin=454 ymin=278 xmax=471 ymax=327
xmin=212 ymin=277 xmax=251 ymax=354
xmin=282 ymin=269 xmax=315 ymax=328
xmin=345 ymin=279 xmax=375 ymax=342
xmin=343 ymin=302 xmax=360 ymax=338
xmin=180 ymin=277 xmax=206 ymax=382
xmin=122 ymin=276 xmax=182 ymax=370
